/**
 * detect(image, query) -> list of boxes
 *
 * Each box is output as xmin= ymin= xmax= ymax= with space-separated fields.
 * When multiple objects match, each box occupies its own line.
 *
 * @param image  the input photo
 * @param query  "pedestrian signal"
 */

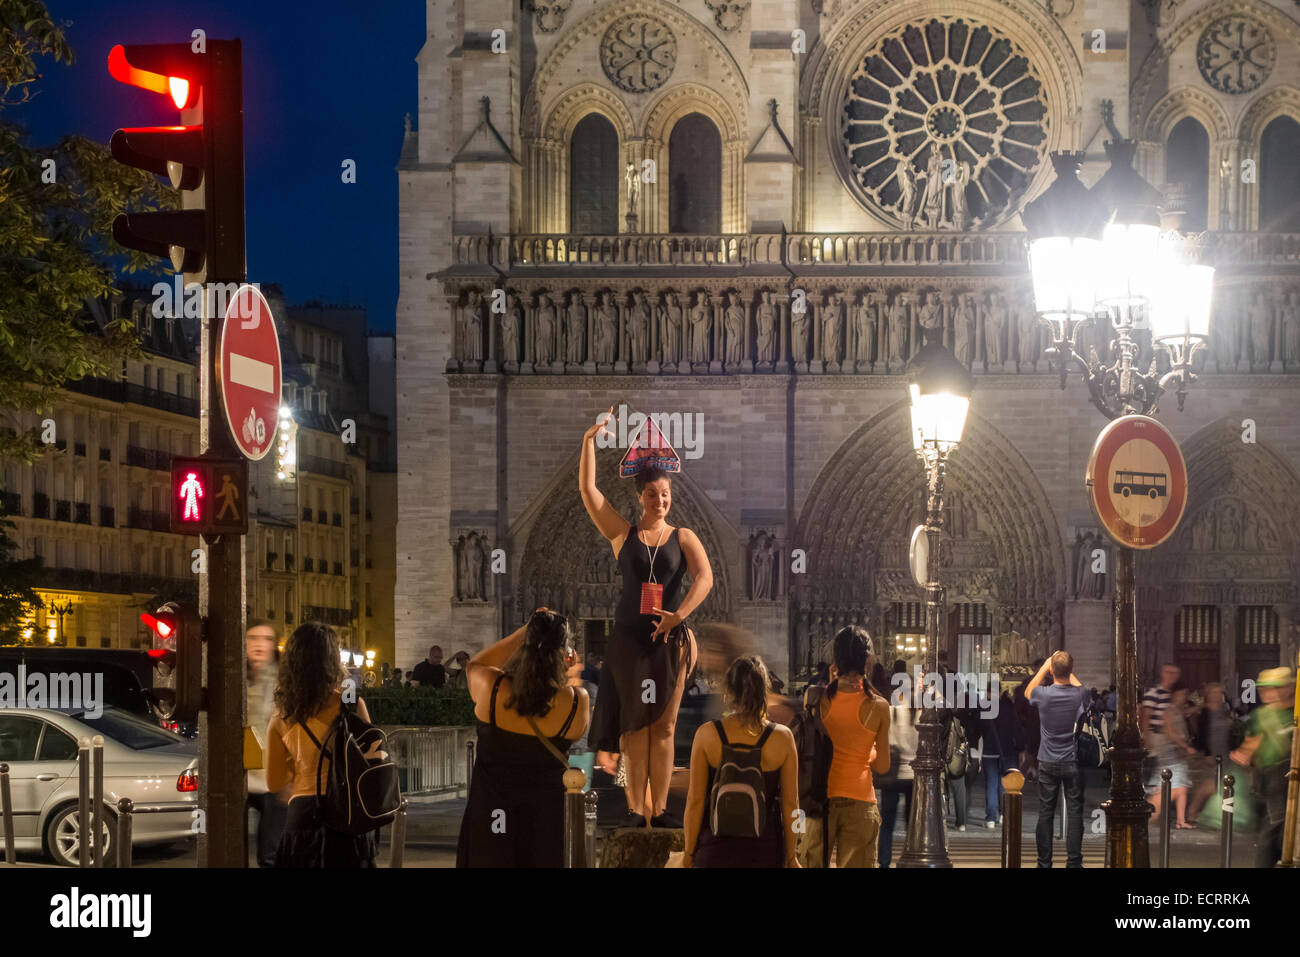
xmin=170 ymin=455 xmax=248 ymax=535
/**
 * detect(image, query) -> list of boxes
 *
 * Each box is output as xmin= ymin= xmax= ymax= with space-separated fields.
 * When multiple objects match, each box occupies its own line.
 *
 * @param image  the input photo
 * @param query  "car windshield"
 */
xmin=71 ymin=707 xmax=183 ymax=750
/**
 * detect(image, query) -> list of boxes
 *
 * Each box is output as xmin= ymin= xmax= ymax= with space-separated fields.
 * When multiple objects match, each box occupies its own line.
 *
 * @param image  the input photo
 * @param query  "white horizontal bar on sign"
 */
xmin=229 ymin=353 xmax=275 ymax=393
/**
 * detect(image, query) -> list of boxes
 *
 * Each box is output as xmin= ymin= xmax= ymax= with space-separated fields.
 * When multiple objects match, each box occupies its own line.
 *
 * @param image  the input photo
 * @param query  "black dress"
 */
xmin=456 ymin=674 xmax=580 ymax=867
xmin=590 ymin=523 xmax=689 ymax=753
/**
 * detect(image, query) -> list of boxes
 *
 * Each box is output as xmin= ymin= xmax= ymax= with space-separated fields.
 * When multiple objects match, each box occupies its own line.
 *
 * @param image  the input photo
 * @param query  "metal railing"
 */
xmin=383 ymin=726 xmax=476 ymax=797
xmin=455 ymin=230 xmax=1300 ymax=271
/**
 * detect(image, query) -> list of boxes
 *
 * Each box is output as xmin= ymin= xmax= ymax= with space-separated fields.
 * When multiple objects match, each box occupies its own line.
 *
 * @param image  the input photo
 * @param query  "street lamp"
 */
xmin=898 ymin=342 xmax=974 ymax=869
xmin=1023 ymin=139 xmax=1214 ymax=869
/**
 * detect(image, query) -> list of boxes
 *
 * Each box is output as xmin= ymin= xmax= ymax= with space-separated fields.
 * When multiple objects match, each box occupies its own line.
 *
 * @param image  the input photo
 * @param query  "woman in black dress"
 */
xmin=457 ymin=608 xmax=589 ymax=867
xmin=579 ymin=407 xmax=714 ymax=827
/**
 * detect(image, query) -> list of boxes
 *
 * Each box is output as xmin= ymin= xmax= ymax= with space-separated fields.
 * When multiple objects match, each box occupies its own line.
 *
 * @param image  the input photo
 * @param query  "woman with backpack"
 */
xmin=682 ymin=655 xmax=799 ymax=868
xmin=266 ymin=622 xmax=380 ymax=867
xmin=457 ymin=608 xmax=590 ymax=867
xmin=820 ymin=626 xmax=890 ymax=867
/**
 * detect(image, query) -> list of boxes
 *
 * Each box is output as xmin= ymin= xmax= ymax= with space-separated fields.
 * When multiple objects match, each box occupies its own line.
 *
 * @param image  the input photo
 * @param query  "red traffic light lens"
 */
xmin=107 ymin=45 xmax=195 ymax=109
xmin=140 ymin=612 xmax=174 ymax=639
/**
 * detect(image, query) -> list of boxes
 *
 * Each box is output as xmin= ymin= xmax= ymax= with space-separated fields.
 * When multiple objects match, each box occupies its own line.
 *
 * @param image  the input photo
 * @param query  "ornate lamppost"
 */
xmin=1023 ymin=143 xmax=1214 ymax=868
xmin=897 ymin=342 xmax=974 ymax=868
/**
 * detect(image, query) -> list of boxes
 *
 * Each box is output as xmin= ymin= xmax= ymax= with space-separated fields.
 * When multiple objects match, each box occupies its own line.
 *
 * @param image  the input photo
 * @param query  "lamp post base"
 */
xmin=897 ymin=707 xmax=952 ymax=868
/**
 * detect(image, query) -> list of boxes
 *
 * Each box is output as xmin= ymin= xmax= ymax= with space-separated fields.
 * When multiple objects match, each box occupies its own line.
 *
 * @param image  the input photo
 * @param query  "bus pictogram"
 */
xmin=1112 ymin=469 xmax=1167 ymax=500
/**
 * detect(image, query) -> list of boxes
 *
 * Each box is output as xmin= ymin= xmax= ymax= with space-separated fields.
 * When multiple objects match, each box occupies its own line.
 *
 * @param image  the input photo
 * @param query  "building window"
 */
xmin=75 ymin=636 xmax=87 ymax=647
xmin=100 ymin=637 xmax=111 ymax=649
xmin=569 ymin=112 xmax=620 ymax=234
xmin=1260 ymin=115 xmax=1300 ymax=232
xmin=1165 ymin=117 xmax=1208 ymax=232
xmin=668 ymin=113 xmax=722 ymax=234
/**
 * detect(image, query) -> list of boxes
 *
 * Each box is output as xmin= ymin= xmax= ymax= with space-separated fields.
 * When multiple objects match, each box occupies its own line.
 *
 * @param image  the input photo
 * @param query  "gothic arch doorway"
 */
xmin=792 ymin=401 xmax=1067 ymax=682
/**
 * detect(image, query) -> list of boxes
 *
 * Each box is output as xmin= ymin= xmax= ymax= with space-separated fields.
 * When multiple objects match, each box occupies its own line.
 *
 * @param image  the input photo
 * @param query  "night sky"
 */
xmin=16 ymin=0 xmax=424 ymax=334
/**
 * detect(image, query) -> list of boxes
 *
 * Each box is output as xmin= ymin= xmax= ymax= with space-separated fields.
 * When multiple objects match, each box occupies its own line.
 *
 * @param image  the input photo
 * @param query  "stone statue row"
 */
xmin=1205 ymin=284 xmax=1300 ymax=373
xmin=448 ymin=283 xmax=1054 ymax=374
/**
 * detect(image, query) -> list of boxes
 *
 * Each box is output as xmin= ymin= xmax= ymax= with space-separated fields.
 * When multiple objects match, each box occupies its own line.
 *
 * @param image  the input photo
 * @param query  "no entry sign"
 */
xmin=217 ymin=285 xmax=282 ymax=461
xmin=1085 ymin=414 xmax=1188 ymax=549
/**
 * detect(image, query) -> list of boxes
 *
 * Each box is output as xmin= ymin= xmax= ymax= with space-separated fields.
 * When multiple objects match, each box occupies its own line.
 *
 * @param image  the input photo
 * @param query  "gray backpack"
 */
xmin=708 ymin=720 xmax=774 ymax=839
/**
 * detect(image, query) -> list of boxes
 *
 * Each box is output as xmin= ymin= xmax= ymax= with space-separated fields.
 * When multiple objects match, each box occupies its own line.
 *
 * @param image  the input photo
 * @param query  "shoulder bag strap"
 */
xmin=525 ymin=715 xmax=572 ymax=770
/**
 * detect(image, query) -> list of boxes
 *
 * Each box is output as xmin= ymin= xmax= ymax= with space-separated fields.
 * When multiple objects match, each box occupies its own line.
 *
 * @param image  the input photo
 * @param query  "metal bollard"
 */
xmin=1215 ymin=755 xmax=1223 ymax=794
xmin=77 ymin=738 xmax=90 ymax=868
xmin=1001 ymin=768 xmax=1024 ymax=868
xmin=92 ymin=735 xmax=105 ymax=868
xmin=1058 ymin=782 xmax=1065 ymax=839
xmin=388 ymin=799 xmax=408 ymax=869
xmin=1160 ymin=767 xmax=1172 ymax=869
xmin=1220 ymin=773 xmax=1235 ymax=868
xmin=465 ymin=739 xmax=475 ymax=800
xmin=0 ymin=763 xmax=15 ymax=865
xmin=562 ymin=767 xmax=588 ymax=868
xmin=115 ymin=798 xmax=133 ymax=868
xmin=584 ymin=788 xmax=598 ymax=869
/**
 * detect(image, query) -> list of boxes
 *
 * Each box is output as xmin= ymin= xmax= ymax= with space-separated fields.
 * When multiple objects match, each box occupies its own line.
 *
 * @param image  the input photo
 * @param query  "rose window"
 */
xmin=600 ymin=16 xmax=677 ymax=94
xmin=1196 ymin=17 xmax=1274 ymax=95
xmin=840 ymin=17 xmax=1050 ymax=229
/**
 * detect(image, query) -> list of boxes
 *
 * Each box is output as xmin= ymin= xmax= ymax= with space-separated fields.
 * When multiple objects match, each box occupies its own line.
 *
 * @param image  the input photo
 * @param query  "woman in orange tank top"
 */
xmin=819 ymin=626 xmax=890 ymax=867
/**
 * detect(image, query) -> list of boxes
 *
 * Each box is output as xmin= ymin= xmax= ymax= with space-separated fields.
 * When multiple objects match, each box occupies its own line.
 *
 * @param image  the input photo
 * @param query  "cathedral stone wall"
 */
xmin=397 ymin=0 xmax=1300 ymax=686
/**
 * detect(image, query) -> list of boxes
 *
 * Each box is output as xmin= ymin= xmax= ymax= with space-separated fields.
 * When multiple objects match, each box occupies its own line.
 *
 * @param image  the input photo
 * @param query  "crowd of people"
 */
xmin=234 ymin=410 xmax=1296 ymax=869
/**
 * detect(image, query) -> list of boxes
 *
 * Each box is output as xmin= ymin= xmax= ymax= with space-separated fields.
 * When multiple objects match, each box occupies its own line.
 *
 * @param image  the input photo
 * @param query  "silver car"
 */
xmin=0 ymin=706 xmax=198 ymax=866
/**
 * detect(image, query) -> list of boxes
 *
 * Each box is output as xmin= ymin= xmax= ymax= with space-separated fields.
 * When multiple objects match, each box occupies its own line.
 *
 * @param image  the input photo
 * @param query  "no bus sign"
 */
xmin=1085 ymin=414 xmax=1188 ymax=549
xmin=217 ymin=285 xmax=282 ymax=461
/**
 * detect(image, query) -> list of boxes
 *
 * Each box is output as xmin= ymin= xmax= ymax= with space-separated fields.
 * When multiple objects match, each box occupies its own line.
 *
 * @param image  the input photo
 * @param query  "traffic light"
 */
xmin=171 ymin=455 xmax=248 ymax=535
xmin=142 ymin=602 xmax=203 ymax=723
xmin=107 ymin=39 xmax=245 ymax=282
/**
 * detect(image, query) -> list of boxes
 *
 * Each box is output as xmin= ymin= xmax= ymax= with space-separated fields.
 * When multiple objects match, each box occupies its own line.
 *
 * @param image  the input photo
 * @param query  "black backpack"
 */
xmin=303 ymin=701 xmax=402 ymax=835
xmin=708 ymin=720 xmax=773 ymax=839
xmin=945 ymin=714 xmax=969 ymax=778
xmin=789 ymin=687 xmax=832 ymax=816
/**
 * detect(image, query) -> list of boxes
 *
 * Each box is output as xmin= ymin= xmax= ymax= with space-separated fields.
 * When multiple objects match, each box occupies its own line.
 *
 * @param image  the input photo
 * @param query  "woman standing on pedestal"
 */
xmin=579 ymin=407 xmax=712 ymax=827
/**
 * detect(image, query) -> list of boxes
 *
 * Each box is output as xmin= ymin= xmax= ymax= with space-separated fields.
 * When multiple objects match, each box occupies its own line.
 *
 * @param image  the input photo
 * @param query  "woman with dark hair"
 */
xmin=682 ymin=655 xmax=799 ymax=867
xmin=456 ymin=608 xmax=590 ymax=867
xmin=819 ymin=625 xmax=890 ymax=867
xmin=579 ymin=407 xmax=713 ymax=827
xmin=266 ymin=621 xmax=378 ymax=867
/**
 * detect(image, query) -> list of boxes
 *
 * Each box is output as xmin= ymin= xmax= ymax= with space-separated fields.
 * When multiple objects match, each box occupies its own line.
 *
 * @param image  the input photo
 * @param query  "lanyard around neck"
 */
xmin=641 ymin=525 xmax=667 ymax=583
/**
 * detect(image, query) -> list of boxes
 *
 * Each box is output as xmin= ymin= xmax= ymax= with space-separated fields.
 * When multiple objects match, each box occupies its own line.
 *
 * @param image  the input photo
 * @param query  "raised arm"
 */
xmin=466 ymin=612 xmax=539 ymax=703
xmin=1024 ymin=658 xmax=1052 ymax=698
xmin=579 ymin=407 xmax=630 ymax=544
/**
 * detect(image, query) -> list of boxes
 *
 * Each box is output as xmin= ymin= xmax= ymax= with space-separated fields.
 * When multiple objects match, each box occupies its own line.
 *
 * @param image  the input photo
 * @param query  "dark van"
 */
xmin=0 ymin=647 xmax=158 ymax=722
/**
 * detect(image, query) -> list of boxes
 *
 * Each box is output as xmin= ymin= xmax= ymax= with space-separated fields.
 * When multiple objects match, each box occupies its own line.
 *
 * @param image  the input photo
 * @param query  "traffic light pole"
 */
xmin=190 ymin=39 xmax=248 ymax=869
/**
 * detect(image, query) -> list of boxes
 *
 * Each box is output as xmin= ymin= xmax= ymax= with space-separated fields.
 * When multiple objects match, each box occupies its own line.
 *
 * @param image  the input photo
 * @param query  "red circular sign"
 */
xmin=1086 ymin=415 xmax=1188 ymax=549
xmin=217 ymin=285 xmax=282 ymax=461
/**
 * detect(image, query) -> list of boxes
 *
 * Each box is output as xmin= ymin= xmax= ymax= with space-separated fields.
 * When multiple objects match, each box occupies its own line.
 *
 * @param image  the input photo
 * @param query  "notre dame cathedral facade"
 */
xmin=395 ymin=0 xmax=1300 ymax=691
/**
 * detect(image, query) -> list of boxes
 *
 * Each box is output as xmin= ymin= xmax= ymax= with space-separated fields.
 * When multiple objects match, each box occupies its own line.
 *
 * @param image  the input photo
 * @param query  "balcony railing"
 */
xmin=64 ymin=377 xmax=199 ymax=417
xmin=127 ymin=507 xmax=171 ymax=532
xmin=317 ymin=509 xmax=328 ymax=524
xmin=301 ymin=604 xmax=351 ymax=626
xmin=454 ymin=230 xmax=1300 ymax=272
xmin=300 ymin=455 xmax=347 ymax=479
xmin=285 ymin=554 xmax=295 ymax=571
xmin=39 ymin=568 xmax=193 ymax=596
xmin=126 ymin=446 xmax=169 ymax=471
xmin=74 ymin=502 xmax=91 ymax=524
xmin=99 ymin=506 xmax=115 ymax=527
xmin=99 ymin=447 xmax=112 ymax=462
xmin=33 ymin=493 xmax=49 ymax=519
xmin=74 ymin=442 xmax=86 ymax=457
xmin=302 ymin=506 xmax=313 ymax=522
xmin=54 ymin=499 xmax=71 ymax=522
xmin=332 ymin=513 xmax=342 ymax=527
xmin=303 ymin=558 xmax=314 ymax=572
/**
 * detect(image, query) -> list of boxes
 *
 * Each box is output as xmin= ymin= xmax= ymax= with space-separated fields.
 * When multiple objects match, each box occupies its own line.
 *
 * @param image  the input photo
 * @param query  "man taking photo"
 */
xmin=1025 ymin=650 xmax=1090 ymax=868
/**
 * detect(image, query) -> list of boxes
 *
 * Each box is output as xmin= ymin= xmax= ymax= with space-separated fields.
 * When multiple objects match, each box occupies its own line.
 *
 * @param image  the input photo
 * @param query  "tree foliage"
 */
xmin=0 ymin=0 xmax=175 ymax=463
xmin=0 ymin=510 xmax=42 ymax=645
